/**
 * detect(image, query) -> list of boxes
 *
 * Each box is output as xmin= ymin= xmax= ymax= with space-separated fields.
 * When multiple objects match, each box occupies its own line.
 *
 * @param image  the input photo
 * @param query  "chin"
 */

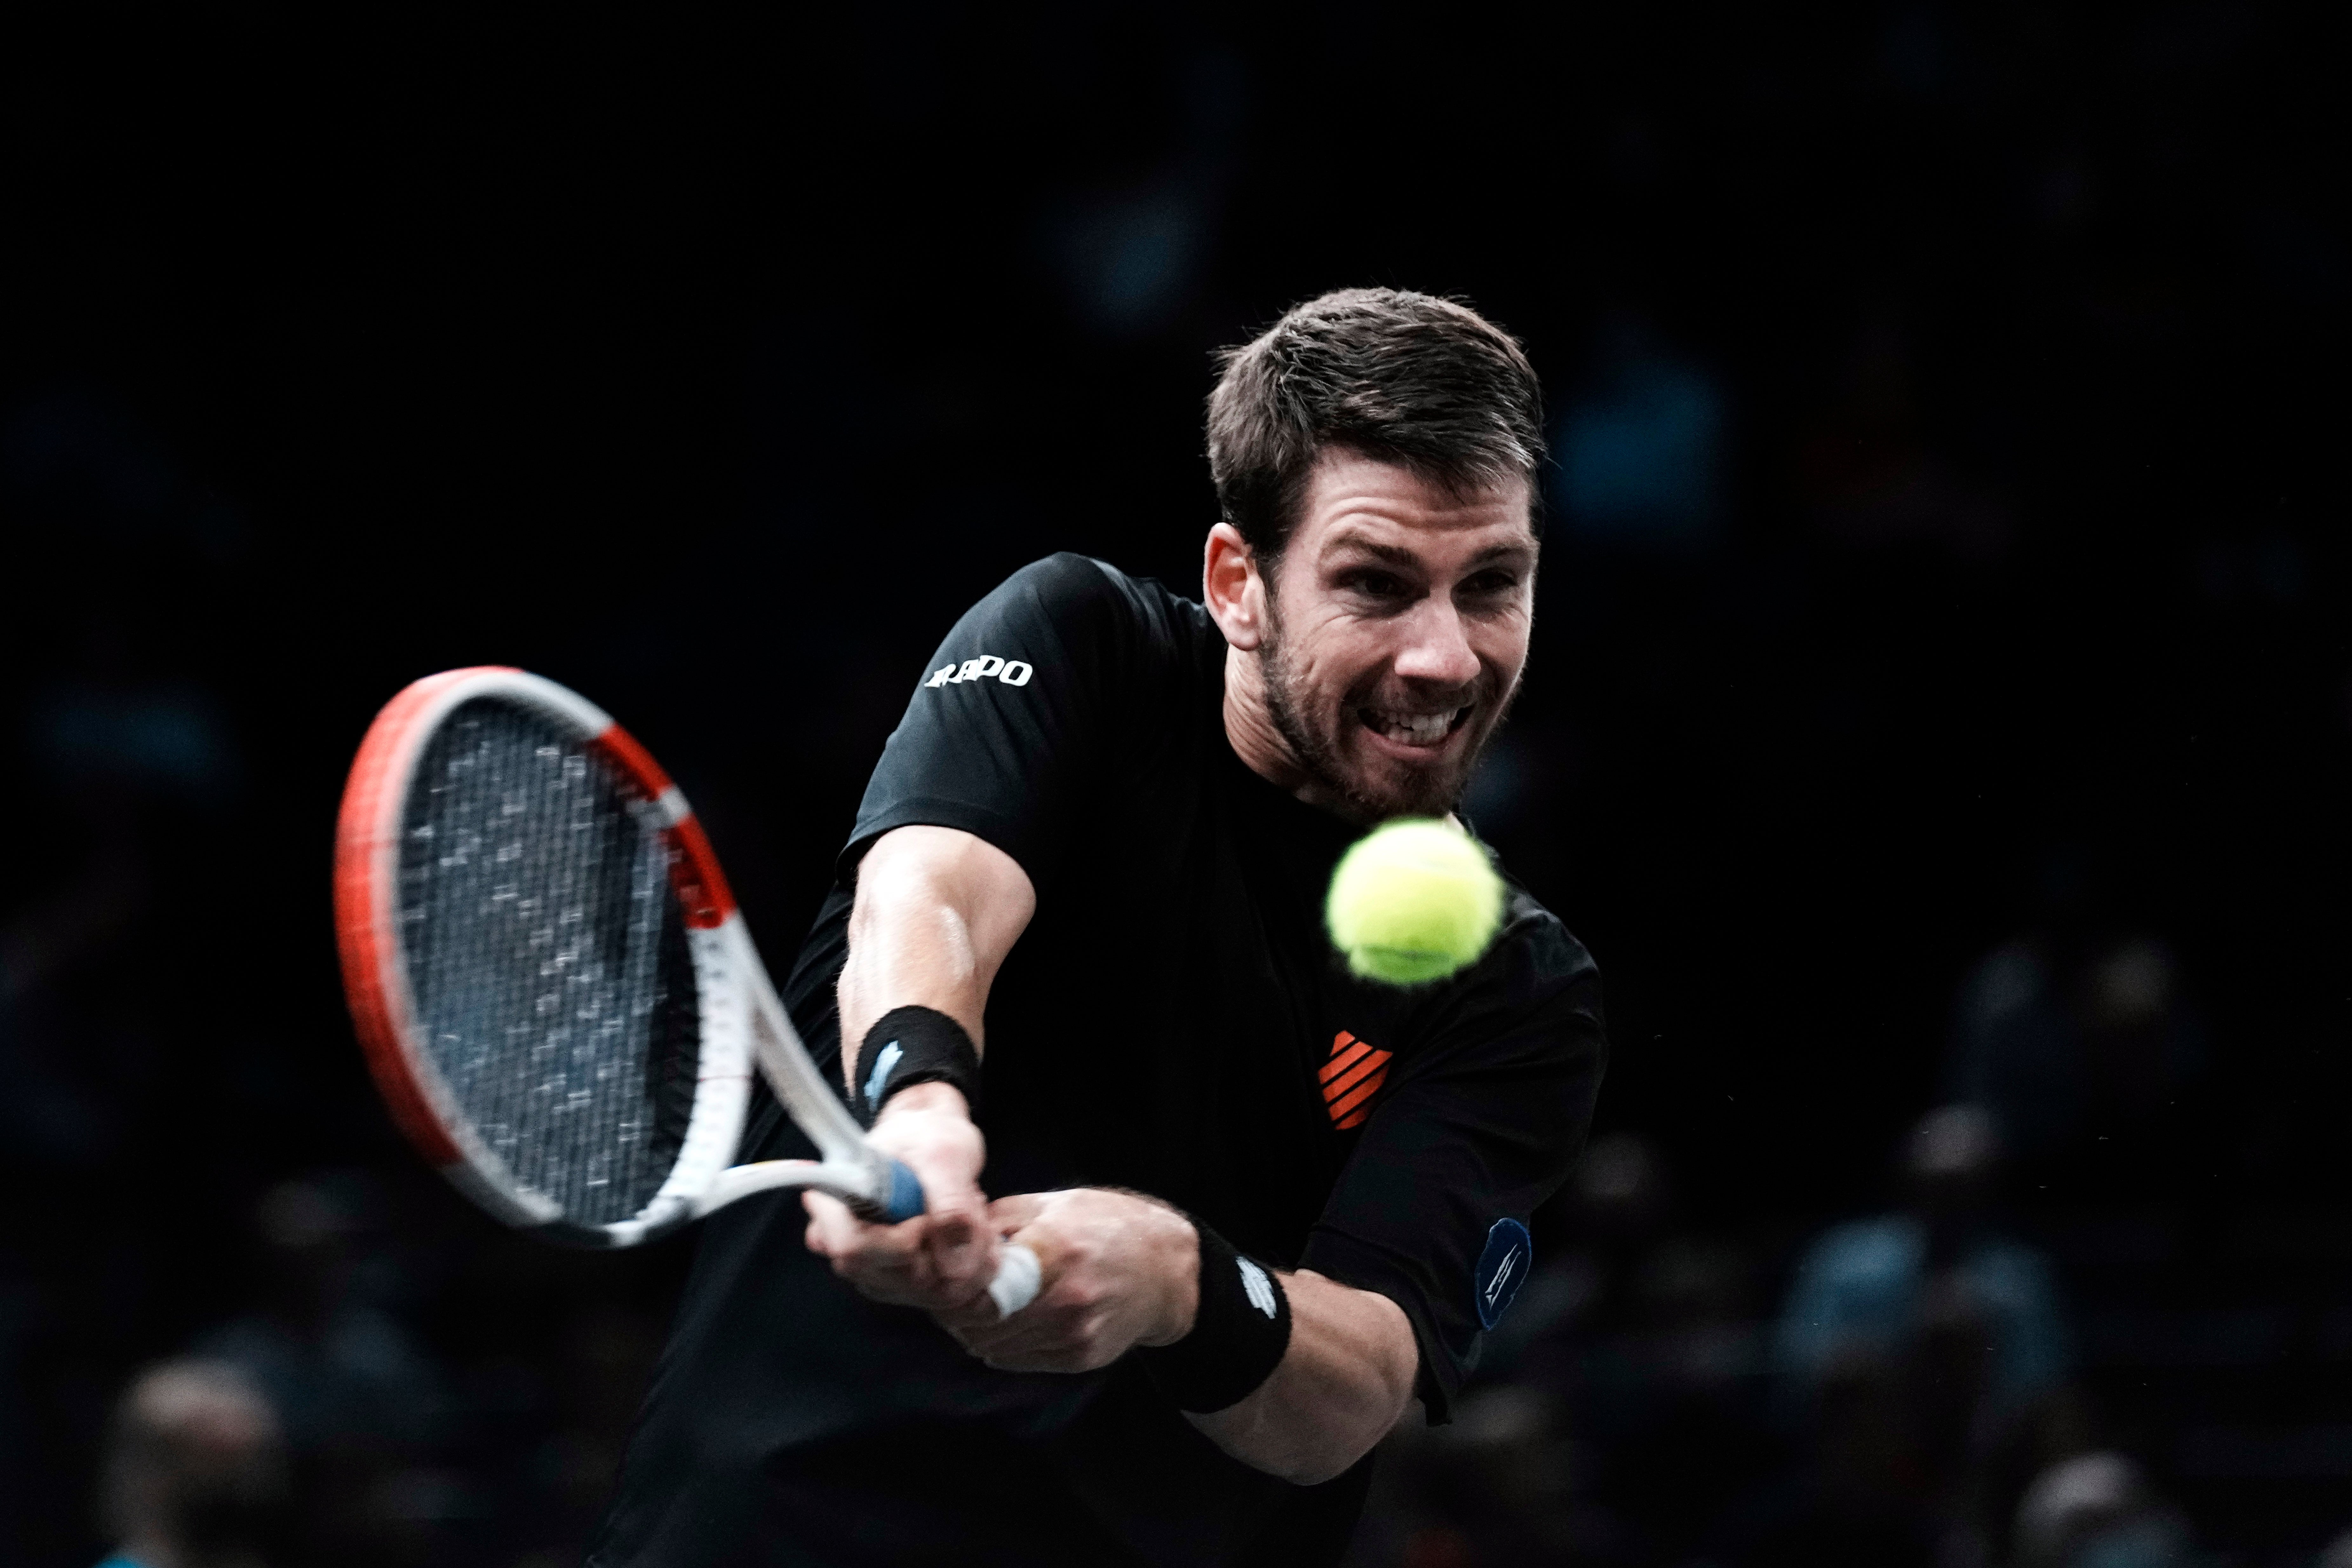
xmin=1338 ymin=753 xmax=1473 ymax=822
xmin=1330 ymin=697 xmax=1514 ymax=822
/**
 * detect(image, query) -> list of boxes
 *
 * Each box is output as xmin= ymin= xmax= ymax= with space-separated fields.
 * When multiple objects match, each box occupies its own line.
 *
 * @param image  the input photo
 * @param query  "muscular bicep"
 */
xmin=837 ymin=825 xmax=1036 ymax=1083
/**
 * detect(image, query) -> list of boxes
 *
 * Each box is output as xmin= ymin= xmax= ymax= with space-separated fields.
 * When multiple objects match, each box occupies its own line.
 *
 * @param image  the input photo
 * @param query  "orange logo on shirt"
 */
xmin=1320 ymin=1031 xmax=1391 ymax=1130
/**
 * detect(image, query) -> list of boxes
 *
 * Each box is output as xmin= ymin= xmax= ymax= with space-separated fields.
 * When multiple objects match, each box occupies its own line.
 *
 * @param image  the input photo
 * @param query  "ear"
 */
xmin=1202 ymin=522 xmax=1267 ymax=652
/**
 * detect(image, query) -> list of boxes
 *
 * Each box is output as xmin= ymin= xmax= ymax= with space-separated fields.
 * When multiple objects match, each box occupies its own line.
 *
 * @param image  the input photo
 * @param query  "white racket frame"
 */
xmin=335 ymin=667 xmax=1038 ymax=1312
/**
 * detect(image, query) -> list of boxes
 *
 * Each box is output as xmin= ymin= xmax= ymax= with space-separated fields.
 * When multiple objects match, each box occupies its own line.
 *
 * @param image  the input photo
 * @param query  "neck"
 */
xmin=1221 ymin=645 xmax=1369 ymax=822
xmin=1222 ymin=646 xmax=1306 ymax=796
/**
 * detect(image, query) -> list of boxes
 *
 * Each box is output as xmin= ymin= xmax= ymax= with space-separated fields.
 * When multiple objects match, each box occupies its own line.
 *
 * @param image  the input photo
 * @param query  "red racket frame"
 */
xmin=331 ymin=668 xmax=1041 ymax=1309
xmin=333 ymin=666 xmax=745 ymax=1238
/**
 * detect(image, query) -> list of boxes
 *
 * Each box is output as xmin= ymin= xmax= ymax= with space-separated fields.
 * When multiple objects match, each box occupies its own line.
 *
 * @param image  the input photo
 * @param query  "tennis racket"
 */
xmin=333 ymin=666 xmax=1040 ymax=1316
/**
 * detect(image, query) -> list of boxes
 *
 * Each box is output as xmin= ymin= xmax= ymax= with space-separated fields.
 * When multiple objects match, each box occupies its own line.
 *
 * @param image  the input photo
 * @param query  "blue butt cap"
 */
xmin=881 ymin=1159 xmax=928 ymax=1224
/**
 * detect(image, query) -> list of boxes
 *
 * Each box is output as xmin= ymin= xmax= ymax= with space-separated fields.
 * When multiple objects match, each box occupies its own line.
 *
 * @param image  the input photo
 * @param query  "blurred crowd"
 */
xmin=6 ymin=0 xmax=2346 ymax=1563
xmin=21 ymin=918 xmax=2352 ymax=1566
xmin=4 ymin=1129 xmax=673 ymax=1566
xmin=1344 ymin=929 xmax=2352 ymax=1566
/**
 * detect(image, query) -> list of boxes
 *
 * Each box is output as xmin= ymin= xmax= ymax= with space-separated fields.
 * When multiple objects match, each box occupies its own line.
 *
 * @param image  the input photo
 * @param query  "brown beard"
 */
xmin=1257 ymin=598 xmax=1513 ymax=822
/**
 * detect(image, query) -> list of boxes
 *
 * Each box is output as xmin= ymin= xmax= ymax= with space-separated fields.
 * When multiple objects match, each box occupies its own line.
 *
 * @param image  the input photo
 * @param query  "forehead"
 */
xmin=1292 ymin=450 xmax=1535 ymax=564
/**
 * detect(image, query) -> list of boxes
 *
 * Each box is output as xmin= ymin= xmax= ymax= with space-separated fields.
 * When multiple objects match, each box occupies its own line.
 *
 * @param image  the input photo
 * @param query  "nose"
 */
xmin=1391 ymin=597 xmax=1481 ymax=690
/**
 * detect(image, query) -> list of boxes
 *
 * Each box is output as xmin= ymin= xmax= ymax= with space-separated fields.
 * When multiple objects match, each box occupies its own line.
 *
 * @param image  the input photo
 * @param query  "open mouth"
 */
xmin=1359 ymin=703 xmax=1473 ymax=750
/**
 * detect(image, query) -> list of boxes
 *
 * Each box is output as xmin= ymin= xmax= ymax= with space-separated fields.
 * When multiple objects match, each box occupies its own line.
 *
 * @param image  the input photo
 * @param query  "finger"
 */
xmin=805 ymin=1194 xmax=933 ymax=1286
xmin=987 ymin=1192 xmax=1047 ymax=1232
xmin=802 ymin=1192 xmax=859 ymax=1258
xmin=937 ymin=1284 xmax=1027 ymax=1334
xmin=998 ymin=1216 xmax=1075 ymax=1285
xmin=954 ymin=1322 xmax=1055 ymax=1363
xmin=953 ymin=1297 xmax=1087 ymax=1360
xmin=927 ymin=1202 xmax=978 ymax=1255
xmin=987 ymin=1306 xmax=1115 ymax=1372
xmin=936 ymin=1303 xmax=1003 ymax=1336
xmin=973 ymin=1336 xmax=1097 ymax=1375
xmin=923 ymin=1204 xmax=998 ymax=1290
xmin=811 ymin=1206 xmax=914 ymax=1269
xmin=976 ymin=1321 xmax=1081 ymax=1363
xmin=942 ymin=1279 xmax=1064 ymax=1345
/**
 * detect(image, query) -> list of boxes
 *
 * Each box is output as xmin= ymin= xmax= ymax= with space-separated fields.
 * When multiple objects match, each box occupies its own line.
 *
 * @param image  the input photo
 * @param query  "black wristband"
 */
xmin=852 ymin=1006 xmax=982 ymax=1124
xmin=1136 ymin=1218 xmax=1292 ymax=1413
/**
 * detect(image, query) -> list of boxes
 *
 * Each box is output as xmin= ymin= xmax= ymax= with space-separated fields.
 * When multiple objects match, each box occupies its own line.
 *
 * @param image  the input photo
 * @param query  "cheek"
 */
xmin=1299 ymin=652 xmax=1386 ymax=717
xmin=1291 ymin=616 xmax=1396 ymax=692
xmin=1472 ymin=620 xmax=1532 ymax=680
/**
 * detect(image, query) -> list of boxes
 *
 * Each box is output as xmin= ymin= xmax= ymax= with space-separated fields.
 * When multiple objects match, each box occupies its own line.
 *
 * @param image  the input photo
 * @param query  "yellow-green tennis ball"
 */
xmin=1326 ymin=818 xmax=1507 ymax=986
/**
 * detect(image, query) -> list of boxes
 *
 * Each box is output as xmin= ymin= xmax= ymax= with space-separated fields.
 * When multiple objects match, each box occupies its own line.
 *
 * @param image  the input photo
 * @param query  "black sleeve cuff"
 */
xmin=838 ymin=797 xmax=1054 ymax=894
xmin=1298 ymin=1224 xmax=1460 ymax=1425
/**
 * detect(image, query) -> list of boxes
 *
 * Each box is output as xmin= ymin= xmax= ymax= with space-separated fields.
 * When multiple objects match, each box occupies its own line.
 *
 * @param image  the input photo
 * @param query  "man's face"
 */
xmin=1257 ymin=451 xmax=1536 ymax=820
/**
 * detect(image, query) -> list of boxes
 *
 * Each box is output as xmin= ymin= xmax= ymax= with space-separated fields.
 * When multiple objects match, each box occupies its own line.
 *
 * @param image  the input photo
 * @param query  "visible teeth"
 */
xmin=1373 ymin=709 xmax=1460 ymax=745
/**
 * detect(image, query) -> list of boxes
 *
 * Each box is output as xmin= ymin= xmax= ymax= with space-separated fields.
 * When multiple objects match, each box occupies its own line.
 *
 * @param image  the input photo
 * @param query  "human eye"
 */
xmin=1457 ymin=568 xmax=1523 ymax=604
xmin=1336 ymin=567 xmax=1412 ymax=603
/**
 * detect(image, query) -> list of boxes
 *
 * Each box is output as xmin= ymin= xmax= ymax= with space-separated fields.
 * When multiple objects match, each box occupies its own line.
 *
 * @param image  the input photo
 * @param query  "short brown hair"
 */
xmin=101 ymin=1359 xmax=285 ymax=1547
xmin=1205 ymin=288 xmax=1546 ymax=567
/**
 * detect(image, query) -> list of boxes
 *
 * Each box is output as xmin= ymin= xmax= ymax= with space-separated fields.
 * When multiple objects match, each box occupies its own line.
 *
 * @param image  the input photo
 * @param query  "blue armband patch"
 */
xmin=1475 ymin=1218 xmax=1532 ymax=1330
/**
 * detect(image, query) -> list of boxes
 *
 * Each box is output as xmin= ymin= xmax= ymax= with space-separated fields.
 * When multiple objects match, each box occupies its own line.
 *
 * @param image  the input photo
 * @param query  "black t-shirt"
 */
xmin=589 ymin=555 xmax=1606 ymax=1568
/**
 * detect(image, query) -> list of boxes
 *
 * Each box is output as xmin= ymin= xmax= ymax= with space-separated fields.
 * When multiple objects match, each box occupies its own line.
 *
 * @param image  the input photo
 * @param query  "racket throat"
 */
xmin=688 ymin=1158 xmax=893 ymax=1220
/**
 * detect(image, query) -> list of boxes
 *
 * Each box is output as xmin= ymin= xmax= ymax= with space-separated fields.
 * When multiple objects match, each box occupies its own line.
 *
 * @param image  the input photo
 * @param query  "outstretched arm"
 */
xmin=835 ymin=823 xmax=1035 ymax=1063
xmin=802 ymin=824 xmax=1035 ymax=1309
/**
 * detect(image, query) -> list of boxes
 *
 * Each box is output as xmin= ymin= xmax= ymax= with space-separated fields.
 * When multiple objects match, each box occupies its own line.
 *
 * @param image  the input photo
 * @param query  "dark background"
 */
xmin=2 ymin=3 xmax=2345 ymax=1564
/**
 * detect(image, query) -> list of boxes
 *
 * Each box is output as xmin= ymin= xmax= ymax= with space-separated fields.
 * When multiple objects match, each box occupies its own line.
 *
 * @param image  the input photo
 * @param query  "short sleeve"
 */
xmin=1299 ymin=913 xmax=1606 ymax=1423
xmin=842 ymin=553 xmax=1177 ymax=889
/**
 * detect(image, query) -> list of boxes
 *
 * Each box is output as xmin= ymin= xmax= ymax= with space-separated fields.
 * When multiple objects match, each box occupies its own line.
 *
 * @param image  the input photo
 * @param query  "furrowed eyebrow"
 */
xmin=1459 ymin=543 xmax=1536 ymax=571
xmin=1321 ymin=535 xmax=1424 ymax=569
xmin=1319 ymin=530 xmax=1536 ymax=573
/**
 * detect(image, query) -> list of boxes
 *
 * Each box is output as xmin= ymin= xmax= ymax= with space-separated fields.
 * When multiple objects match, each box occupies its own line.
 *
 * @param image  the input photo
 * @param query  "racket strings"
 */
xmin=400 ymin=700 xmax=701 ymax=1225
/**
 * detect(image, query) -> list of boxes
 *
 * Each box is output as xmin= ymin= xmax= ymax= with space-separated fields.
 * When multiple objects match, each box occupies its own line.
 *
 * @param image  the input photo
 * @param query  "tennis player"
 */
xmin=588 ymin=289 xmax=1607 ymax=1566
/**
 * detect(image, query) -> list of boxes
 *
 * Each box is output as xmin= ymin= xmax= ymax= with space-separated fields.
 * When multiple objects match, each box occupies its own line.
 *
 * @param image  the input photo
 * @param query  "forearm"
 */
xmin=1186 ymin=1269 xmax=1418 ymax=1485
xmin=837 ymin=825 xmax=1035 ymax=1086
xmin=803 ymin=825 xmax=1035 ymax=1312
xmin=946 ymin=1192 xmax=1418 ymax=1480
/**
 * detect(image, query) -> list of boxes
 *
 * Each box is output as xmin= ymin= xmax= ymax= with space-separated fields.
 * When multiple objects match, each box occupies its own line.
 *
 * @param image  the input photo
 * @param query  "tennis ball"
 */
xmin=1326 ymin=818 xmax=1507 ymax=986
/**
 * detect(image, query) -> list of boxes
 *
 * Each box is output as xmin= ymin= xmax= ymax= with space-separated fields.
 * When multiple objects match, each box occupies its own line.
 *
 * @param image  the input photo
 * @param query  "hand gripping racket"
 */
xmin=333 ymin=666 xmax=1040 ymax=1316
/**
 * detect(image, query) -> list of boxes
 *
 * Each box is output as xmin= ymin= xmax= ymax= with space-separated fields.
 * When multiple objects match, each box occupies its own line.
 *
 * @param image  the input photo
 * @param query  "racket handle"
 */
xmin=868 ymin=1159 xmax=1039 ymax=1316
xmin=878 ymin=1158 xmax=927 ymax=1224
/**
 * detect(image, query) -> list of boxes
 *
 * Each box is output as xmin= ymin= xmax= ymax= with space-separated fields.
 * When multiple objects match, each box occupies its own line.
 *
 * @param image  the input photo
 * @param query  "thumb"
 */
xmin=926 ymin=1202 xmax=980 ymax=1254
xmin=921 ymin=1200 xmax=1000 ymax=1308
